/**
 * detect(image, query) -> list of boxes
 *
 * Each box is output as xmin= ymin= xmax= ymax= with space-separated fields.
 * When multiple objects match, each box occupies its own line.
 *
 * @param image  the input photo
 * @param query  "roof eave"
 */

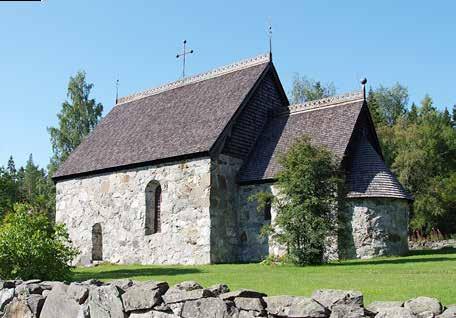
xmin=52 ymin=150 xmax=210 ymax=183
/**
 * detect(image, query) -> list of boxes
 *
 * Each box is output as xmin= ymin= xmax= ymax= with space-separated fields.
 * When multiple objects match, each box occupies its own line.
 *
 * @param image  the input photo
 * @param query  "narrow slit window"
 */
xmin=145 ymin=181 xmax=161 ymax=235
xmin=264 ymin=199 xmax=272 ymax=221
xmin=92 ymin=223 xmax=103 ymax=261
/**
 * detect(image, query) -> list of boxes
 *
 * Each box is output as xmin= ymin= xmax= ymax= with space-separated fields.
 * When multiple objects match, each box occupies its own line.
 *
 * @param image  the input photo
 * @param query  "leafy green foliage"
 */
xmin=0 ymin=203 xmax=78 ymax=280
xmin=370 ymin=87 xmax=456 ymax=234
xmin=0 ymin=168 xmax=18 ymax=218
xmin=369 ymin=83 xmax=408 ymax=126
xmin=47 ymin=70 xmax=103 ymax=175
xmin=290 ymin=74 xmax=336 ymax=104
xmin=1 ymin=70 xmax=102 ymax=223
xmin=0 ymin=156 xmax=55 ymax=221
xmin=254 ymin=136 xmax=344 ymax=265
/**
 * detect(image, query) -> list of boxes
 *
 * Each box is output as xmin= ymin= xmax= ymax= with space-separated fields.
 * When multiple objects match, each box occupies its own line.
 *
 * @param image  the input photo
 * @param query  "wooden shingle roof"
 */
xmin=54 ymin=54 xmax=271 ymax=180
xmin=239 ymin=94 xmax=365 ymax=182
xmin=239 ymin=92 xmax=412 ymax=200
xmin=346 ymin=140 xmax=413 ymax=200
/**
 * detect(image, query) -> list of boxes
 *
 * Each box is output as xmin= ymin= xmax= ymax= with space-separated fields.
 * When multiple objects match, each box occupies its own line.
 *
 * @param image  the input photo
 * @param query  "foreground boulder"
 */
xmin=88 ymin=285 xmax=124 ymax=318
xmin=129 ymin=310 xmax=180 ymax=317
xmin=163 ymin=287 xmax=214 ymax=305
xmin=437 ymin=305 xmax=456 ymax=318
xmin=365 ymin=301 xmax=403 ymax=315
xmin=404 ymin=296 xmax=443 ymax=316
xmin=375 ymin=307 xmax=416 ymax=318
xmin=311 ymin=289 xmax=363 ymax=309
xmin=181 ymin=297 xmax=231 ymax=318
xmin=264 ymin=295 xmax=329 ymax=317
xmin=3 ymin=297 xmax=34 ymax=318
xmin=67 ymin=283 xmax=89 ymax=305
xmin=0 ymin=288 xmax=14 ymax=311
xmin=39 ymin=285 xmax=82 ymax=318
xmin=122 ymin=281 xmax=168 ymax=312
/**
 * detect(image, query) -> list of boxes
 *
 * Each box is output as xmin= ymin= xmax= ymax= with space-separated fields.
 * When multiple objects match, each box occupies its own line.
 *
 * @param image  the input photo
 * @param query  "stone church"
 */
xmin=53 ymin=54 xmax=412 ymax=265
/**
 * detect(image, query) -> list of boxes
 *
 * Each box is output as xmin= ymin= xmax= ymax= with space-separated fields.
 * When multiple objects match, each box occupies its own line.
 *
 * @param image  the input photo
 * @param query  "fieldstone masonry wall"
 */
xmin=341 ymin=198 xmax=410 ymax=259
xmin=238 ymin=184 xmax=283 ymax=262
xmin=209 ymin=155 xmax=243 ymax=263
xmin=239 ymin=185 xmax=410 ymax=262
xmin=56 ymin=158 xmax=213 ymax=265
xmin=56 ymin=155 xmax=410 ymax=265
xmin=0 ymin=279 xmax=452 ymax=318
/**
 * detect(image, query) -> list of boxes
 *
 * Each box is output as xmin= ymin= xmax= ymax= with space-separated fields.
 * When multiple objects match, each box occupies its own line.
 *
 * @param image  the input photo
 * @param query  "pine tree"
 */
xmin=367 ymin=88 xmax=385 ymax=126
xmin=452 ymin=105 xmax=456 ymax=128
xmin=443 ymin=108 xmax=451 ymax=126
xmin=408 ymin=103 xmax=418 ymax=123
xmin=6 ymin=156 xmax=16 ymax=177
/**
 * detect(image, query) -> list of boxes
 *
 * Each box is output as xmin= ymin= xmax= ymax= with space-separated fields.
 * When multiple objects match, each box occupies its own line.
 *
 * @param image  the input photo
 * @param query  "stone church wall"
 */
xmin=238 ymin=185 xmax=410 ymax=262
xmin=238 ymin=183 xmax=284 ymax=262
xmin=56 ymin=157 xmax=213 ymax=266
xmin=209 ymin=154 xmax=244 ymax=263
xmin=340 ymin=198 xmax=410 ymax=259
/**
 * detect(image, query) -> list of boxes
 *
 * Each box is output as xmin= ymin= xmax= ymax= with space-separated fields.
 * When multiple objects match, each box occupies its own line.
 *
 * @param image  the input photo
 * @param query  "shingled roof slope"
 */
xmin=346 ymin=140 xmax=413 ymax=200
xmin=54 ymin=55 xmax=270 ymax=179
xmin=239 ymin=93 xmax=365 ymax=182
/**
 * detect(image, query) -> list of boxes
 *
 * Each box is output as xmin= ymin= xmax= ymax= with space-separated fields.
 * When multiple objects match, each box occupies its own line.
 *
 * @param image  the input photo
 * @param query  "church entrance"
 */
xmin=92 ymin=223 xmax=103 ymax=261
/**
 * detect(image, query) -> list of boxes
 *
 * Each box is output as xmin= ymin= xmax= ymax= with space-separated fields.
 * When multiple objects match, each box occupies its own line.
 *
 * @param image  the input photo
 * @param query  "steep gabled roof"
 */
xmin=54 ymin=54 xmax=272 ymax=180
xmin=239 ymin=92 xmax=365 ymax=183
xmin=346 ymin=140 xmax=413 ymax=200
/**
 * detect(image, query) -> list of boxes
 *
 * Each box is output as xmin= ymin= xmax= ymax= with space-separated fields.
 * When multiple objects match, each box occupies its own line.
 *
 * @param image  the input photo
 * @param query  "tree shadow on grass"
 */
xmin=72 ymin=267 xmax=204 ymax=282
xmin=330 ymin=247 xmax=456 ymax=267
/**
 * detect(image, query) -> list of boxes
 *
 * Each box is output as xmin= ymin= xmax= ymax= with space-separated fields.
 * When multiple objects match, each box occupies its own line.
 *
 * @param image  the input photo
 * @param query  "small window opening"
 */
xmin=92 ymin=223 xmax=103 ymax=261
xmin=264 ymin=199 xmax=272 ymax=221
xmin=145 ymin=181 xmax=162 ymax=235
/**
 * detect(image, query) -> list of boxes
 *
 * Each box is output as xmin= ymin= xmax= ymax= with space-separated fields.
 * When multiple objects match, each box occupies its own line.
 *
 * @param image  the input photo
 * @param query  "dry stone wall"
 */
xmin=56 ymin=158 xmax=213 ymax=266
xmin=0 ymin=279 xmax=453 ymax=318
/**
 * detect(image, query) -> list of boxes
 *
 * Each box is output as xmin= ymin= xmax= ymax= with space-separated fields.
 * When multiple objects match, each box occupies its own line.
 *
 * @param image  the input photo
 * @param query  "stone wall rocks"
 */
xmin=342 ymin=198 xmax=410 ymax=259
xmin=0 ymin=279 xmax=450 ymax=317
xmin=56 ymin=158 xmax=213 ymax=266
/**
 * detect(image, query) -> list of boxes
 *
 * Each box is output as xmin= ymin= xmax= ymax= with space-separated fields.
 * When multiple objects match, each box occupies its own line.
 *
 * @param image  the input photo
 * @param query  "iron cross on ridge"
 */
xmin=176 ymin=40 xmax=194 ymax=78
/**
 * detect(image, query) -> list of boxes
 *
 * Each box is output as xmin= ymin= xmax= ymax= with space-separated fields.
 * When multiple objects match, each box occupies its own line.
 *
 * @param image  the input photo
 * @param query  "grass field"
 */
xmin=73 ymin=248 xmax=456 ymax=305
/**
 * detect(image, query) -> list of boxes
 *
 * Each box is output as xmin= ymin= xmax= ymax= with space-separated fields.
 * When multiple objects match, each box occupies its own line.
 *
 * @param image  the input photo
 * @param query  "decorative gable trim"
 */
xmin=117 ymin=53 xmax=271 ymax=105
xmin=277 ymin=91 xmax=364 ymax=116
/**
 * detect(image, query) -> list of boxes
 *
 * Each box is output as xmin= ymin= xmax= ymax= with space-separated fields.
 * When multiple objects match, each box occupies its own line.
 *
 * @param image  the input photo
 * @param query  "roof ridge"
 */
xmin=116 ymin=53 xmax=270 ymax=105
xmin=278 ymin=90 xmax=364 ymax=116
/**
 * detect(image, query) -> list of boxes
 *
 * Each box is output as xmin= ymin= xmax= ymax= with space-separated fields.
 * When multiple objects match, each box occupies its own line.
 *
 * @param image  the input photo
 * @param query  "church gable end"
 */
xmin=220 ymin=67 xmax=288 ymax=161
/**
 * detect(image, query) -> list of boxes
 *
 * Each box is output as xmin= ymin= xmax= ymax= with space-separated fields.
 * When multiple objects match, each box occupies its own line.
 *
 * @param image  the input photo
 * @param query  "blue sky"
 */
xmin=1 ymin=0 xmax=455 ymax=168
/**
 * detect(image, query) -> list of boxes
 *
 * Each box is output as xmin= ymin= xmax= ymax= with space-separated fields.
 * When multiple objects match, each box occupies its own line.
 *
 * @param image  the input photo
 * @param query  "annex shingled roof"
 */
xmin=239 ymin=92 xmax=365 ymax=182
xmin=54 ymin=54 xmax=271 ymax=179
xmin=346 ymin=140 xmax=413 ymax=200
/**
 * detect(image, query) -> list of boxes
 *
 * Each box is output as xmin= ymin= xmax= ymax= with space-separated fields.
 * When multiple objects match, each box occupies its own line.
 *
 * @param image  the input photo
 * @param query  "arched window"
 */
xmin=145 ymin=181 xmax=161 ymax=235
xmin=92 ymin=223 xmax=103 ymax=261
xmin=264 ymin=199 xmax=272 ymax=221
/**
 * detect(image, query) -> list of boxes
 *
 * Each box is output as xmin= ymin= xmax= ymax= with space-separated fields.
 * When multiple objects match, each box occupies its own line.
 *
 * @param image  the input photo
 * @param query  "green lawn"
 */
xmin=73 ymin=248 xmax=456 ymax=305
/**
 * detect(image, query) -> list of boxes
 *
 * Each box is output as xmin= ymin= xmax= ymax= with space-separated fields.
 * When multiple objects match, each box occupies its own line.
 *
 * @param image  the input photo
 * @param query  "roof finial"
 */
xmin=115 ymin=78 xmax=119 ymax=104
xmin=176 ymin=40 xmax=194 ymax=78
xmin=268 ymin=18 xmax=273 ymax=61
xmin=360 ymin=78 xmax=367 ymax=100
